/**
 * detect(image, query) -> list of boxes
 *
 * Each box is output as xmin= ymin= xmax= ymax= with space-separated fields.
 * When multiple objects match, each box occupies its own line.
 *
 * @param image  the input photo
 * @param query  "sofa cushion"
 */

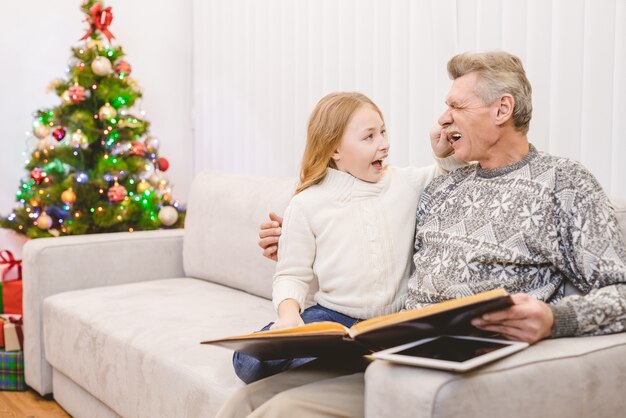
xmin=43 ymin=278 xmax=275 ymax=418
xmin=183 ymin=170 xmax=297 ymax=300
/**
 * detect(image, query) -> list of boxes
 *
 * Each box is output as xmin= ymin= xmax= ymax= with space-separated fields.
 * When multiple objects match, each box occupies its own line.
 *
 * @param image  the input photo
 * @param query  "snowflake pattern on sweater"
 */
xmin=406 ymin=145 xmax=626 ymax=337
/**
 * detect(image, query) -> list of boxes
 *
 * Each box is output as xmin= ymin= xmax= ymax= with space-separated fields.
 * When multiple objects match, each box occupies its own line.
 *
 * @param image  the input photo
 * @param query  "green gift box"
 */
xmin=0 ymin=349 xmax=25 ymax=391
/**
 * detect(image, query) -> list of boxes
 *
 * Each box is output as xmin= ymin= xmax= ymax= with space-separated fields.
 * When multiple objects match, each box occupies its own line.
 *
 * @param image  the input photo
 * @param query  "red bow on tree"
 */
xmin=0 ymin=250 xmax=22 ymax=283
xmin=80 ymin=2 xmax=116 ymax=43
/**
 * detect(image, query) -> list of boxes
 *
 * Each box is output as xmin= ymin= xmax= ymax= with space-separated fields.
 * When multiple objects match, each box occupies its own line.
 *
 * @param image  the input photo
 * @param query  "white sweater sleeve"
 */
xmin=400 ymin=154 xmax=466 ymax=192
xmin=272 ymin=197 xmax=316 ymax=312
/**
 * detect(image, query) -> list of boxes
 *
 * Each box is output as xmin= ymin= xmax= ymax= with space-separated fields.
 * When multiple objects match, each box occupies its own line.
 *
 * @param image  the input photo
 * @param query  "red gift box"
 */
xmin=0 ymin=251 xmax=22 ymax=316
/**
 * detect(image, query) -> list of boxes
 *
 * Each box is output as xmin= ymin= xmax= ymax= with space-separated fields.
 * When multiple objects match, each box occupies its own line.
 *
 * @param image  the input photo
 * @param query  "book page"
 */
xmin=205 ymin=321 xmax=350 ymax=342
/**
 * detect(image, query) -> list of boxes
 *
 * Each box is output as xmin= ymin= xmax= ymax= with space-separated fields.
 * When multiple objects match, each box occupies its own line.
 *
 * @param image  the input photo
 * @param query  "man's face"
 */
xmin=333 ymin=104 xmax=389 ymax=183
xmin=438 ymin=72 xmax=498 ymax=163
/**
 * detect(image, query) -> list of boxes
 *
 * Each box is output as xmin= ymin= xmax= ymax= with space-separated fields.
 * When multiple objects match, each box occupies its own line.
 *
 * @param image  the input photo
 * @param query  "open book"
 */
xmin=202 ymin=288 xmax=513 ymax=360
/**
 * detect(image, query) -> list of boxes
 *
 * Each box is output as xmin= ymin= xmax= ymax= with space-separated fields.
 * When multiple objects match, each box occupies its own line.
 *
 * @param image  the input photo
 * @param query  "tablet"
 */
xmin=372 ymin=335 xmax=528 ymax=372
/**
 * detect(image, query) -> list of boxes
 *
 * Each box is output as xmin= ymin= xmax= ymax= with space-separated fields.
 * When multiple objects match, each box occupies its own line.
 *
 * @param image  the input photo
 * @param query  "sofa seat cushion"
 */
xmin=43 ymin=278 xmax=275 ymax=418
xmin=365 ymin=332 xmax=626 ymax=418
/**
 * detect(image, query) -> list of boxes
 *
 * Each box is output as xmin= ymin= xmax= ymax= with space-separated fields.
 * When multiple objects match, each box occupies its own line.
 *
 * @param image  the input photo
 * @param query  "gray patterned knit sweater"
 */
xmin=406 ymin=145 xmax=626 ymax=338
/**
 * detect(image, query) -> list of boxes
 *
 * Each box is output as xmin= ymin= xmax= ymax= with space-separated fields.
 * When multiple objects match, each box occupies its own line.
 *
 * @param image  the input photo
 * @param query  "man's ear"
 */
xmin=494 ymin=94 xmax=515 ymax=126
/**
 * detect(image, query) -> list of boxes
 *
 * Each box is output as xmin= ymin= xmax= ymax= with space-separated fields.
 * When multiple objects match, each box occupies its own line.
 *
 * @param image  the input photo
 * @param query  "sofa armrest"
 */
xmin=364 ymin=333 xmax=626 ymax=418
xmin=23 ymin=229 xmax=184 ymax=395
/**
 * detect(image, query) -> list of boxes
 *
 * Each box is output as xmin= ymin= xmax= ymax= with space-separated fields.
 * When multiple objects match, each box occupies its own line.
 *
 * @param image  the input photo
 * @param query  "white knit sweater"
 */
xmin=272 ymin=157 xmax=462 ymax=319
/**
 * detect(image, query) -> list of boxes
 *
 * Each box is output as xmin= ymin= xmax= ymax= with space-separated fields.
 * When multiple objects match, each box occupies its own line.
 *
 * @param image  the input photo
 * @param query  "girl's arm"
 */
xmin=271 ymin=198 xmax=316 ymax=326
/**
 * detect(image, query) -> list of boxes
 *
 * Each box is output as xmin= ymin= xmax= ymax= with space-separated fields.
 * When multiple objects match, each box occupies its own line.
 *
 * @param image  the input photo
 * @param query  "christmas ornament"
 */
xmin=145 ymin=137 xmax=160 ymax=153
xmin=115 ymin=61 xmax=132 ymax=75
xmin=30 ymin=168 xmax=45 ymax=184
xmin=80 ymin=2 xmax=116 ymax=43
xmin=33 ymin=124 xmax=50 ymax=139
xmin=149 ymin=172 xmax=168 ymax=189
xmin=136 ymin=180 xmax=151 ymax=194
xmin=61 ymin=188 xmax=77 ymax=205
xmin=61 ymin=90 xmax=73 ymax=104
xmin=37 ymin=212 xmax=53 ymax=230
xmin=46 ymin=79 xmax=62 ymax=93
xmin=162 ymin=193 xmax=172 ymax=202
xmin=67 ymin=84 xmax=87 ymax=103
xmin=91 ymin=56 xmax=113 ymax=76
xmin=107 ymin=182 xmax=127 ymax=203
xmin=158 ymin=206 xmax=178 ymax=226
xmin=70 ymin=129 xmax=89 ymax=149
xmin=52 ymin=127 xmax=66 ymax=141
xmin=36 ymin=139 xmax=54 ymax=151
xmin=158 ymin=157 xmax=170 ymax=172
xmin=130 ymin=141 xmax=146 ymax=156
xmin=98 ymin=103 xmax=117 ymax=120
xmin=29 ymin=198 xmax=40 ymax=207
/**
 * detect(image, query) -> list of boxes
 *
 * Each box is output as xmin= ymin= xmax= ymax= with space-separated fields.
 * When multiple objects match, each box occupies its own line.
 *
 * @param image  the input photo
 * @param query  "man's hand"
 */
xmin=270 ymin=299 xmax=304 ymax=330
xmin=470 ymin=293 xmax=554 ymax=344
xmin=259 ymin=212 xmax=283 ymax=261
xmin=429 ymin=123 xmax=454 ymax=158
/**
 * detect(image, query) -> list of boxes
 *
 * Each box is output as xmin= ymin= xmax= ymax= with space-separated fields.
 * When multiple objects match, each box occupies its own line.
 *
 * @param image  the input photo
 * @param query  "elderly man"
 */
xmin=217 ymin=51 xmax=626 ymax=418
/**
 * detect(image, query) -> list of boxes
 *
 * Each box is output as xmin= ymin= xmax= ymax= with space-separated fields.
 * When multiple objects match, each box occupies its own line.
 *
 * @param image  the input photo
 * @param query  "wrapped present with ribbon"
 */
xmin=0 ymin=349 xmax=25 ymax=391
xmin=1 ymin=315 xmax=22 ymax=352
xmin=0 ymin=250 xmax=23 ymax=315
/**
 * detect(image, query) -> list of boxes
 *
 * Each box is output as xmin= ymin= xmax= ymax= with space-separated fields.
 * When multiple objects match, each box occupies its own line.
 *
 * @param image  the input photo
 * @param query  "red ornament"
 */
xmin=107 ymin=182 xmax=127 ymax=203
xmin=130 ymin=141 xmax=146 ymax=157
xmin=67 ymin=84 xmax=87 ymax=103
xmin=158 ymin=157 xmax=169 ymax=172
xmin=30 ymin=168 xmax=45 ymax=184
xmin=52 ymin=127 xmax=66 ymax=141
xmin=115 ymin=61 xmax=132 ymax=76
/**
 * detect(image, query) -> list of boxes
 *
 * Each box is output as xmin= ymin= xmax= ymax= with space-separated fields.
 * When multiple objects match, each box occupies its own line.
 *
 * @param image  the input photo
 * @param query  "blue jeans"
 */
xmin=232 ymin=304 xmax=359 ymax=384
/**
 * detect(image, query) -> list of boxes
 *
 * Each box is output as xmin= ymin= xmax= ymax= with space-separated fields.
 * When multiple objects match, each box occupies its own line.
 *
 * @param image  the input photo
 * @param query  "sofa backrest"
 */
xmin=183 ymin=170 xmax=298 ymax=300
xmin=183 ymin=170 xmax=626 ymax=301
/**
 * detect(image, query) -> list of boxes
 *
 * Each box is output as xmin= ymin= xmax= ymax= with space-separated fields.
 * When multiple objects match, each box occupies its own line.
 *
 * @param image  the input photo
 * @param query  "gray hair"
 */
xmin=447 ymin=51 xmax=532 ymax=135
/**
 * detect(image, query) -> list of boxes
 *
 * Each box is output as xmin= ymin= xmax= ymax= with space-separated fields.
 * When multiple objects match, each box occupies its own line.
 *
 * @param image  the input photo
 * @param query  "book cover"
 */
xmin=202 ymin=288 xmax=512 ymax=360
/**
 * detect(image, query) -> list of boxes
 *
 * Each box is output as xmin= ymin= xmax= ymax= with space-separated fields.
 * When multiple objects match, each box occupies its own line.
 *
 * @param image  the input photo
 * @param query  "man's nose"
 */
xmin=438 ymin=109 xmax=452 ymax=128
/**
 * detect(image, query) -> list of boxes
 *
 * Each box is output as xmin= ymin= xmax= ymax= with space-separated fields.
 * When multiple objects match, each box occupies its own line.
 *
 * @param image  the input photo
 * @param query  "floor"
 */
xmin=0 ymin=389 xmax=70 ymax=418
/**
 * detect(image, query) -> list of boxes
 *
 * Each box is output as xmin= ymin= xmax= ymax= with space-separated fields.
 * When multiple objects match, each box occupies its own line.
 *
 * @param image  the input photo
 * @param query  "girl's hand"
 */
xmin=270 ymin=314 xmax=305 ymax=330
xmin=429 ymin=123 xmax=454 ymax=158
xmin=270 ymin=299 xmax=304 ymax=330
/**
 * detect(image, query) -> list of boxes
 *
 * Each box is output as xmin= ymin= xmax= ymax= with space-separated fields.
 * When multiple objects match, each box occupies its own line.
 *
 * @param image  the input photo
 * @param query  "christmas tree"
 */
xmin=1 ymin=0 xmax=185 ymax=239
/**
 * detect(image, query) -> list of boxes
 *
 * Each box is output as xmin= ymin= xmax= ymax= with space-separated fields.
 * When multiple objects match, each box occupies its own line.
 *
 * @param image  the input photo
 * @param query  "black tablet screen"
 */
xmin=394 ymin=336 xmax=510 ymax=362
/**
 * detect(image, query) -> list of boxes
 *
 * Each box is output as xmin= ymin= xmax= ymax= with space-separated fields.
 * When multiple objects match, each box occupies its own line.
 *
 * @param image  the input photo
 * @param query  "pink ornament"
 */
xmin=67 ymin=84 xmax=87 ymax=103
xmin=130 ymin=141 xmax=146 ymax=157
xmin=158 ymin=157 xmax=169 ymax=172
xmin=52 ymin=127 xmax=66 ymax=141
xmin=115 ymin=61 xmax=132 ymax=76
xmin=107 ymin=182 xmax=127 ymax=203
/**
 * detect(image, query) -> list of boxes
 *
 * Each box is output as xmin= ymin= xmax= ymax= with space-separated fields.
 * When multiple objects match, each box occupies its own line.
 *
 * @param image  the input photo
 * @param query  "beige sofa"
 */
xmin=22 ymin=170 xmax=626 ymax=417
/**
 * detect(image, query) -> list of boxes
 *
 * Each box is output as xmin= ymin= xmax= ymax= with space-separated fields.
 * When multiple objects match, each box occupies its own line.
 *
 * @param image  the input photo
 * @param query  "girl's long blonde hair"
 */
xmin=296 ymin=92 xmax=384 ymax=194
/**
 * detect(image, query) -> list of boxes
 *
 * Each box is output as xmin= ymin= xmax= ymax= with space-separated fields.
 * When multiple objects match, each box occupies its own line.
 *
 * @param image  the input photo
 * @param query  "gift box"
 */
xmin=0 ymin=250 xmax=23 ymax=315
xmin=0 ymin=349 xmax=25 ymax=391
xmin=0 ymin=315 xmax=22 ymax=352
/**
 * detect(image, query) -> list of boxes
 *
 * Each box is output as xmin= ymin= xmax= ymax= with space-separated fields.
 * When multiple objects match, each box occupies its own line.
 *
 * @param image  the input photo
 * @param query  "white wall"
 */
xmin=0 ymin=0 xmax=193 ymax=255
xmin=192 ymin=0 xmax=626 ymax=201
